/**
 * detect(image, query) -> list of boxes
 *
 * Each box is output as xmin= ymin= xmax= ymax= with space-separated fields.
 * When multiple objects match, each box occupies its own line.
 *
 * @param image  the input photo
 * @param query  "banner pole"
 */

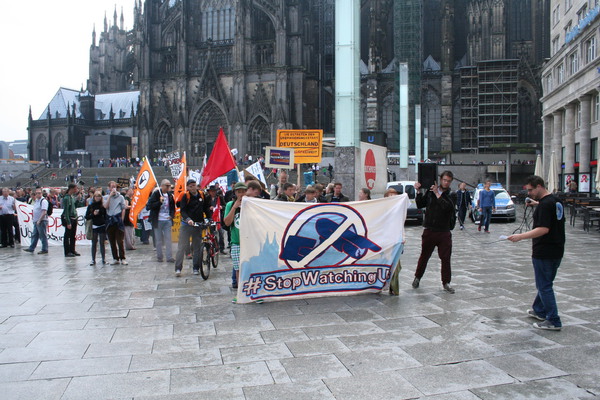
xmin=297 ymin=163 xmax=301 ymax=187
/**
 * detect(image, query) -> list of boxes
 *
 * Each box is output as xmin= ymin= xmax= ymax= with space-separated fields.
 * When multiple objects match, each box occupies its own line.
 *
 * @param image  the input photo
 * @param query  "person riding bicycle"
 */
xmin=174 ymin=179 xmax=212 ymax=277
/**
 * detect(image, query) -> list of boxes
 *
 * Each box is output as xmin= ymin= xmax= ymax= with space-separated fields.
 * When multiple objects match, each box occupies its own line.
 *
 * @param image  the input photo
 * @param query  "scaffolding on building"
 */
xmin=460 ymin=59 xmax=520 ymax=153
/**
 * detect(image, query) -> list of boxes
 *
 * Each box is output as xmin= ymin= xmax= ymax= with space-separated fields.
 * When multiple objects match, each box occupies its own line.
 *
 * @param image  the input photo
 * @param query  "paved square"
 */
xmin=1 ymin=210 xmax=599 ymax=399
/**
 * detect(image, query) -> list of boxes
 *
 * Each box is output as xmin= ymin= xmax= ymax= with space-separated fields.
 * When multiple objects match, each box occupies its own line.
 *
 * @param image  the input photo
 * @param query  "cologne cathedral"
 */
xmin=28 ymin=0 xmax=548 ymax=165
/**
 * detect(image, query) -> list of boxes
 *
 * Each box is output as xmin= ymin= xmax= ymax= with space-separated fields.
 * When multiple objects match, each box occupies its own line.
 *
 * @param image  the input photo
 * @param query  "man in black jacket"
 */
xmin=412 ymin=170 xmax=457 ymax=293
xmin=174 ymin=179 xmax=212 ymax=276
xmin=146 ymin=179 xmax=176 ymax=263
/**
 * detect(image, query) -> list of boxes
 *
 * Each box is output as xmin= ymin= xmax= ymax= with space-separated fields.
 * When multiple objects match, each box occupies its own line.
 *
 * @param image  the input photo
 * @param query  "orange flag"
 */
xmin=129 ymin=157 xmax=158 ymax=224
xmin=200 ymin=127 xmax=236 ymax=188
xmin=173 ymin=152 xmax=187 ymax=213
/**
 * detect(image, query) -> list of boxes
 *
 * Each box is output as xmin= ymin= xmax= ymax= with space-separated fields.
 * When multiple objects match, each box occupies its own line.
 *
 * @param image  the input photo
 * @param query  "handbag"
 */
xmin=85 ymin=219 xmax=93 ymax=240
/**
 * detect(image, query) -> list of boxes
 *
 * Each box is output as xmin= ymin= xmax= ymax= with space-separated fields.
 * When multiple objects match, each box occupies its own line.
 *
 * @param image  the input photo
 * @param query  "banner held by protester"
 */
xmin=236 ymin=195 xmax=408 ymax=303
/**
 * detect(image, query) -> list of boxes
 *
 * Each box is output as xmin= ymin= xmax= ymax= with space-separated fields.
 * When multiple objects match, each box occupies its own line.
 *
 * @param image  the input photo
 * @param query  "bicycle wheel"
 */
xmin=211 ymin=242 xmax=219 ymax=269
xmin=199 ymin=244 xmax=211 ymax=280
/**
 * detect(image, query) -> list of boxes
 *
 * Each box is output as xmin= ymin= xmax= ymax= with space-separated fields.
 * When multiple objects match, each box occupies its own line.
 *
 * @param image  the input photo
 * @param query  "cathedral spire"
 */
xmin=92 ymin=24 xmax=96 ymax=46
xmin=120 ymin=7 xmax=124 ymax=30
xmin=104 ymin=12 xmax=108 ymax=32
xmin=113 ymin=6 xmax=118 ymax=28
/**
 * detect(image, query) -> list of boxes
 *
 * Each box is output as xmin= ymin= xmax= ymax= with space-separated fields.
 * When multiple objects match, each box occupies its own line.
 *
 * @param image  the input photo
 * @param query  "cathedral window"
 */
xmin=201 ymin=5 xmax=235 ymax=42
xmin=252 ymin=7 xmax=275 ymax=65
xmin=248 ymin=117 xmax=271 ymax=157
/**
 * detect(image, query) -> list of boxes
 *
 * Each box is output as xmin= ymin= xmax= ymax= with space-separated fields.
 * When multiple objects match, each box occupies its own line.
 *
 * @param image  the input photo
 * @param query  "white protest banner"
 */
xmin=17 ymin=201 xmax=91 ymax=247
xmin=245 ymin=161 xmax=267 ymax=185
xmin=236 ymin=195 xmax=408 ymax=303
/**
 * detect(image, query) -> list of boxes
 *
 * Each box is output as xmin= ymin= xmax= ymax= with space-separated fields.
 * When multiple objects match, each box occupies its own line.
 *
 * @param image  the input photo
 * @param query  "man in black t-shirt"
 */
xmin=508 ymin=175 xmax=565 ymax=331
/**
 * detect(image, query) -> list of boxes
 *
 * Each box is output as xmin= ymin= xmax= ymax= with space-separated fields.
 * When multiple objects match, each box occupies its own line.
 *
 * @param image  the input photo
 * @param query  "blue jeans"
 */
xmin=481 ymin=207 xmax=492 ymax=231
xmin=532 ymin=257 xmax=562 ymax=327
xmin=154 ymin=220 xmax=173 ymax=261
xmin=29 ymin=220 xmax=48 ymax=252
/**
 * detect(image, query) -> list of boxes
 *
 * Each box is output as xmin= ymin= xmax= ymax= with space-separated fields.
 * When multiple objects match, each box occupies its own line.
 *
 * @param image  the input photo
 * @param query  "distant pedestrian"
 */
xmin=23 ymin=189 xmax=49 ymax=254
xmin=104 ymin=181 xmax=128 ymax=265
xmin=455 ymin=182 xmax=471 ymax=230
xmin=477 ymin=180 xmax=495 ymax=233
xmin=61 ymin=183 xmax=79 ymax=257
xmin=85 ymin=191 xmax=107 ymax=265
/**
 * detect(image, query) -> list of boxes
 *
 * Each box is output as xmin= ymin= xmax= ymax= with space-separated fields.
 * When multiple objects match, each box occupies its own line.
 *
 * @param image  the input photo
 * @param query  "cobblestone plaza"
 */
xmin=1 ymin=209 xmax=599 ymax=399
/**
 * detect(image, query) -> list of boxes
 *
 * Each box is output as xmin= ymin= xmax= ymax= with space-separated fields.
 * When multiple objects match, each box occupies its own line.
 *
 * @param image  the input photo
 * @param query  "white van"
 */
xmin=386 ymin=181 xmax=423 ymax=222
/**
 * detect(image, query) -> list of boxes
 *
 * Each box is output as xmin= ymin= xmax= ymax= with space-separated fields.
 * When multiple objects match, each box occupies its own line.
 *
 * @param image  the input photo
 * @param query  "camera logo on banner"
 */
xmin=279 ymin=204 xmax=381 ymax=270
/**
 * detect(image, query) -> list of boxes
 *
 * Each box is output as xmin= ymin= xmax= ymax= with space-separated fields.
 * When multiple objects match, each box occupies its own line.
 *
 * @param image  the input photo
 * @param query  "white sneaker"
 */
xmin=120 ymin=260 xmax=128 ymax=265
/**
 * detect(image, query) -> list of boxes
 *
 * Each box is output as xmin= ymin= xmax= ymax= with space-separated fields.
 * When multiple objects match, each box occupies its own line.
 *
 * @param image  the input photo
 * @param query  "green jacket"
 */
xmin=61 ymin=194 xmax=77 ymax=219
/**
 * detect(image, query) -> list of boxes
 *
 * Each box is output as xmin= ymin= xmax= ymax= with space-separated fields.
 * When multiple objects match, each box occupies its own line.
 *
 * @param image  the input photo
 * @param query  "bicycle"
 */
xmin=194 ymin=220 xmax=220 ymax=280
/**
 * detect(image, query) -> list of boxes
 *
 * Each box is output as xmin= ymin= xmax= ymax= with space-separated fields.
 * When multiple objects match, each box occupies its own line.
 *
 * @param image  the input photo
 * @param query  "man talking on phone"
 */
xmin=412 ymin=170 xmax=457 ymax=293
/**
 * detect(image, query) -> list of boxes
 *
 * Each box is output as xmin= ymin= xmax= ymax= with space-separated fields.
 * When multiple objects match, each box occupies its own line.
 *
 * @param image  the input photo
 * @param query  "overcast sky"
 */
xmin=0 ymin=1 xmax=136 ymax=143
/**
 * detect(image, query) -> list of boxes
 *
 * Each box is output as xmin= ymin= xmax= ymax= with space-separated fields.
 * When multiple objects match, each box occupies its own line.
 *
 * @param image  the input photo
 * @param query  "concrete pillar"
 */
xmin=551 ymin=110 xmax=562 ymax=158
xmin=542 ymin=115 xmax=553 ymax=177
xmin=578 ymin=95 xmax=592 ymax=174
xmin=334 ymin=0 xmax=360 ymax=200
xmin=564 ymin=104 xmax=576 ymax=174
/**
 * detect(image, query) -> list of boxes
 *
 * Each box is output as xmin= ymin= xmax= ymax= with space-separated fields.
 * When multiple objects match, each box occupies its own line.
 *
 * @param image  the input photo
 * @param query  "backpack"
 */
xmin=45 ymin=198 xmax=53 ymax=216
xmin=175 ymin=190 xmax=204 ymax=207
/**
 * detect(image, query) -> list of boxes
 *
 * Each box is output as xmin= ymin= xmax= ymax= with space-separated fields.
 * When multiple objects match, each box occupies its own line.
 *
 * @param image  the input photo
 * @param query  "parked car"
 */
xmin=469 ymin=183 xmax=516 ymax=222
xmin=386 ymin=181 xmax=423 ymax=222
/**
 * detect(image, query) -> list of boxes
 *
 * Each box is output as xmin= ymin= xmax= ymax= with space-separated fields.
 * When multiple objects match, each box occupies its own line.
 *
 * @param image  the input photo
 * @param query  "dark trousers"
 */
xmin=107 ymin=225 xmax=126 ymax=260
xmin=415 ymin=229 xmax=452 ymax=284
xmin=457 ymin=207 xmax=468 ymax=227
xmin=0 ymin=214 xmax=14 ymax=246
xmin=12 ymin=215 xmax=20 ymax=243
xmin=63 ymin=219 xmax=77 ymax=255
xmin=91 ymin=228 xmax=107 ymax=262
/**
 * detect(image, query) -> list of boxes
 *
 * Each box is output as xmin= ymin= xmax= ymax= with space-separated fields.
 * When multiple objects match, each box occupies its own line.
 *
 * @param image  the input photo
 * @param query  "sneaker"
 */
xmin=443 ymin=283 xmax=456 ymax=294
xmin=527 ymin=309 xmax=546 ymax=321
xmin=167 ymin=258 xmax=175 ymax=263
xmin=38 ymin=250 xmax=48 ymax=254
xmin=65 ymin=253 xmax=76 ymax=258
xmin=460 ymin=225 xmax=464 ymax=230
xmin=478 ymin=225 xmax=482 ymax=232
xmin=101 ymin=259 xmax=106 ymax=264
xmin=175 ymin=269 xmax=182 ymax=277
xmin=412 ymin=277 xmax=420 ymax=289
xmin=90 ymin=261 xmax=96 ymax=266
xmin=533 ymin=320 xmax=561 ymax=331
xmin=156 ymin=258 xmax=163 ymax=262
xmin=232 ymin=297 xmax=237 ymax=304
xmin=193 ymin=269 xmax=199 ymax=275
xmin=485 ymin=230 xmax=490 ymax=234
xmin=23 ymin=248 xmax=34 ymax=253
xmin=232 ymin=283 xmax=238 ymax=289
xmin=73 ymin=252 xmax=81 ymax=256
xmin=121 ymin=260 xmax=128 ymax=265
xmin=110 ymin=260 xmax=120 ymax=265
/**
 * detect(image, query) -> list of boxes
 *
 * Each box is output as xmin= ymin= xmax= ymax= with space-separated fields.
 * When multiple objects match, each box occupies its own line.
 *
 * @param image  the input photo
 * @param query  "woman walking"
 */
xmin=86 ymin=191 xmax=107 ymax=265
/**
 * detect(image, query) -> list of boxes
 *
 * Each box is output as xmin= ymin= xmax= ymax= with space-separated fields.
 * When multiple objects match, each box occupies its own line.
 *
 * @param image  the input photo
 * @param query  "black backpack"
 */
xmin=45 ymin=198 xmax=53 ymax=216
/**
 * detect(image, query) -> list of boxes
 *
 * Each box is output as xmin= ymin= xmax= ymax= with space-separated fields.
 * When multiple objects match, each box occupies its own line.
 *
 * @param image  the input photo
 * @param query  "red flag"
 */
xmin=129 ymin=157 xmax=158 ymax=224
xmin=173 ymin=152 xmax=187 ymax=211
xmin=200 ymin=128 xmax=236 ymax=188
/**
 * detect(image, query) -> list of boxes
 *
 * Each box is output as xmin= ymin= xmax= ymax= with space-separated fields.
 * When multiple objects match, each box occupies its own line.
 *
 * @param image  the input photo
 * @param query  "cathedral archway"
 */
xmin=154 ymin=122 xmax=173 ymax=156
xmin=36 ymin=135 xmax=48 ymax=161
xmin=191 ymin=101 xmax=227 ymax=163
xmin=248 ymin=116 xmax=270 ymax=157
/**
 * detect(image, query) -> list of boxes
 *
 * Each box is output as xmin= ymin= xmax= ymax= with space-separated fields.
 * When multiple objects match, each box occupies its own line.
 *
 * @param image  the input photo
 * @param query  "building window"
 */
xmin=569 ymin=51 xmax=579 ymax=74
xmin=545 ymin=74 xmax=553 ymax=92
xmin=594 ymin=93 xmax=600 ymax=122
xmin=575 ymin=143 xmax=580 ymax=163
xmin=556 ymin=63 xmax=565 ymax=84
xmin=564 ymin=21 xmax=572 ymax=38
xmin=552 ymin=36 xmax=561 ymax=55
xmin=592 ymin=138 xmax=598 ymax=162
xmin=565 ymin=0 xmax=573 ymax=11
xmin=576 ymin=102 xmax=582 ymax=128
xmin=553 ymin=5 xmax=560 ymax=26
xmin=585 ymin=36 xmax=597 ymax=63
xmin=577 ymin=4 xmax=588 ymax=23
